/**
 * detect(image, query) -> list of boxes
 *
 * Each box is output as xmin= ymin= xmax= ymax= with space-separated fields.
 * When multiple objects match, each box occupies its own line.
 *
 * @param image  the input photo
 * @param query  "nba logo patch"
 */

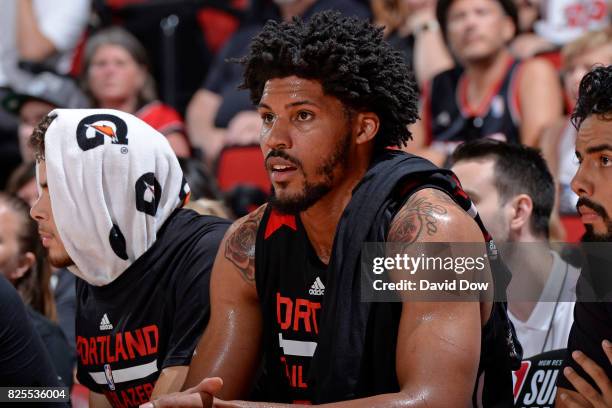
xmin=104 ymin=364 xmax=116 ymax=391
xmin=491 ymin=96 xmax=505 ymax=118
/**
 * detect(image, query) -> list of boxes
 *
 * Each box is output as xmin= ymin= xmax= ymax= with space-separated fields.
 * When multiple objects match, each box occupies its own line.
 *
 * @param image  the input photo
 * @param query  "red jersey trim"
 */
xmin=264 ymin=210 xmax=297 ymax=239
xmin=457 ymin=56 xmax=515 ymax=118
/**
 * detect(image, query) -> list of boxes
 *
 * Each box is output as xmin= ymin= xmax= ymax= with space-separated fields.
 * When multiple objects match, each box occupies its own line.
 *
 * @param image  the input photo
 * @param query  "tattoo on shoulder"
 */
xmin=388 ymin=189 xmax=457 ymax=243
xmin=224 ymin=205 xmax=266 ymax=284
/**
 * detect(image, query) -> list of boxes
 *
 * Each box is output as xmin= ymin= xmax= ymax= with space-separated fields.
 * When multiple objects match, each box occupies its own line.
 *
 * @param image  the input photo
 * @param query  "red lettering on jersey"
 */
xmin=97 ymin=336 xmax=107 ymax=363
xmin=78 ymin=326 xmax=159 ymax=366
xmin=310 ymin=303 xmax=320 ymax=334
xmin=294 ymin=299 xmax=312 ymax=333
xmin=77 ymin=336 xmax=89 ymax=365
xmin=104 ymin=381 xmax=155 ymax=407
xmin=280 ymin=358 xmax=309 ymax=390
xmin=286 ymin=364 xmax=309 ymax=388
xmin=143 ymin=383 xmax=154 ymax=400
xmin=115 ymin=333 xmax=128 ymax=361
xmin=105 ymin=392 xmax=123 ymax=408
xmin=125 ymin=329 xmax=147 ymax=359
xmin=276 ymin=293 xmax=321 ymax=334
xmin=297 ymin=365 xmax=307 ymax=388
xmin=277 ymin=293 xmax=293 ymax=330
xmin=120 ymin=388 xmax=132 ymax=406
xmin=143 ymin=325 xmax=158 ymax=354
xmin=89 ymin=337 xmax=99 ymax=365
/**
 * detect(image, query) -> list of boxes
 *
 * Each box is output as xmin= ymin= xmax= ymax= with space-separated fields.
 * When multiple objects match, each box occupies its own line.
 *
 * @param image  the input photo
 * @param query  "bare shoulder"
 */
xmin=520 ymin=57 xmax=558 ymax=81
xmin=222 ymin=204 xmax=267 ymax=285
xmin=388 ymin=188 xmax=483 ymax=243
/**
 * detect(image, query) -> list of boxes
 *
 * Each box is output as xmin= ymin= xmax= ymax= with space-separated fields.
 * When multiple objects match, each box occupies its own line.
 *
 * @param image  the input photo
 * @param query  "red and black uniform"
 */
xmin=255 ymin=150 xmax=521 ymax=405
xmin=75 ymin=210 xmax=229 ymax=407
xmin=255 ymin=211 xmax=327 ymax=403
xmin=423 ymin=57 xmax=523 ymax=145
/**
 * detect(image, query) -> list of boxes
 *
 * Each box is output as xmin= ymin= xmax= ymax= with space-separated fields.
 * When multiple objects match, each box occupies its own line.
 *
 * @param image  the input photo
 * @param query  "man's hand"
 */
xmin=141 ymin=377 xmax=223 ymax=408
xmin=559 ymin=341 xmax=612 ymax=407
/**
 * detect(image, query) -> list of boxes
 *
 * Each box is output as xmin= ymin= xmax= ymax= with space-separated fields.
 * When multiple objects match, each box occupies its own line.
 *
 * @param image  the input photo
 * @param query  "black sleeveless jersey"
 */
xmin=254 ymin=210 xmax=327 ymax=403
xmin=254 ymin=150 xmax=520 ymax=406
xmin=426 ymin=57 xmax=522 ymax=145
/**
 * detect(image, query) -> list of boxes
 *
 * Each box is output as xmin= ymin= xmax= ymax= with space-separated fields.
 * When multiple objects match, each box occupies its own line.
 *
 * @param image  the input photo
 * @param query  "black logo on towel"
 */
xmin=76 ymin=114 xmax=128 ymax=151
xmin=135 ymin=173 xmax=162 ymax=216
xmin=109 ymin=224 xmax=128 ymax=260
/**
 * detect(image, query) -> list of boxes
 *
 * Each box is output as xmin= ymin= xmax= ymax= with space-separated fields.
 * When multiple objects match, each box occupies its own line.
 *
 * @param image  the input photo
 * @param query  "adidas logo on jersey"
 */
xmin=309 ymin=277 xmax=325 ymax=296
xmin=99 ymin=313 xmax=113 ymax=330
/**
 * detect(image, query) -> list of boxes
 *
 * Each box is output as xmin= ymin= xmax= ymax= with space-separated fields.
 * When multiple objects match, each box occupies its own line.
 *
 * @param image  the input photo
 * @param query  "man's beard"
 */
xmin=267 ymin=131 xmax=351 ymax=214
xmin=577 ymin=197 xmax=612 ymax=242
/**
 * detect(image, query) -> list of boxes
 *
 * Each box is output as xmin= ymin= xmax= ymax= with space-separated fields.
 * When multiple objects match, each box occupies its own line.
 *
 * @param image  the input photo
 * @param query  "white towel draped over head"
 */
xmin=41 ymin=109 xmax=190 ymax=286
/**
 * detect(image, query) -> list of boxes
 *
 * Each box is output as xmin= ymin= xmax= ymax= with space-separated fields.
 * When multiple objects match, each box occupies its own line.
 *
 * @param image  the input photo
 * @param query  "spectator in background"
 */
xmin=91 ymin=1 xmax=247 ymax=115
xmin=508 ymin=0 xmax=556 ymax=59
xmin=5 ymin=161 xmax=77 ymax=357
xmin=371 ymin=0 xmax=454 ymax=88
xmin=534 ymin=0 xmax=609 ymax=51
xmin=540 ymin=28 xmax=612 ymax=215
xmin=451 ymin=140 xmax=579 ymax=358
xmin=2 ymin=71 xmax=89 ymax=163
xmin=0 ymin=0 xmax=90 ymax=84
xmin=81 ymin=27 xmax=192 ymax=158
xmin=408 ymin=0 xmax=563 ymax=166
xmin=0 ymin=0 xmax=90 ymax=188
xmin=0 ymin=193 xmax=74 ymax=388
xmin=511 ymin=0 xmax=610 ymax=60
xmin=186 ymin=0 xmax=370 ymax=164
xmin=6 ymin=162 xmax=38 ymax=207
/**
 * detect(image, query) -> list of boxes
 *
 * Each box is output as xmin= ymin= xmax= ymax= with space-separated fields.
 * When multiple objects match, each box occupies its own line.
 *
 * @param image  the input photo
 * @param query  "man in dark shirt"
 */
xmin=556 ymin=65 xmax=612 ymax=407
xmin=409 ymin=0 xmax=563 ymax=166
xmin=28 ymin=109 xmax=229 ymax=407
xmin=149 ymin=11 xmax=520 ymax=408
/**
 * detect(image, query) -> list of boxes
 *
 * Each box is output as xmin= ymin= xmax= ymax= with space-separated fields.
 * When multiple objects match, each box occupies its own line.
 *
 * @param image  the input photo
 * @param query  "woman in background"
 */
xmin=81 ymin=27 xmax=191 ymax=158
xmin=0 ymin=193 xmax=73 ymax=388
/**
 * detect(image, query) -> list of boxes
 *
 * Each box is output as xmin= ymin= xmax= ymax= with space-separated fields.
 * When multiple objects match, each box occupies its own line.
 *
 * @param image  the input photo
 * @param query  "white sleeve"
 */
xmin=33 ymin=0 xmax=91 ymax=51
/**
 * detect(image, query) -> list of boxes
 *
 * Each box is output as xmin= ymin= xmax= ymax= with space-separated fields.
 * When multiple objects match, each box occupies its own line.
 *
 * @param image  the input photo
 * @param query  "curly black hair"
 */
xmin=30 ymin=114 xmax=56 ymax=161
xmin=572 ymin=65 xmax=612 ymax=129
xmin=238 ymin=10 xmax=419 ymax=150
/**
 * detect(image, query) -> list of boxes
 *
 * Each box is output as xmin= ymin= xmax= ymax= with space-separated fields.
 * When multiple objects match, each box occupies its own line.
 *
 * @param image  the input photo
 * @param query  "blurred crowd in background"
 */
xmin=0 ymin=0 xmax=611 ymax=405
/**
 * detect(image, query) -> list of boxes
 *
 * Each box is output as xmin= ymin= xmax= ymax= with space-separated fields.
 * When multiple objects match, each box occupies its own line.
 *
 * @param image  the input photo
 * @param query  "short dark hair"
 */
xmin=572 ymin=64 xmax=612 ymax=129
xmin=436 ymin=0 xmax=519 ymax=41
xmin=30 ymin=114 xmax=56 ymax=161
xmin=239 ymin=10 xmax=419 ymax=151
xmin=451 ymin=140 xmax=554 ymax=237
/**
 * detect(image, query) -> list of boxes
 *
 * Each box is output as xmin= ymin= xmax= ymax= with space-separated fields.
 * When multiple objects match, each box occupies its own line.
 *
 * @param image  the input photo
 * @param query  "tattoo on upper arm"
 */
xmin=224 ymin=206 xmax=265 ymax=284
xmin=388 ymin=189 xmax=457 ymax=243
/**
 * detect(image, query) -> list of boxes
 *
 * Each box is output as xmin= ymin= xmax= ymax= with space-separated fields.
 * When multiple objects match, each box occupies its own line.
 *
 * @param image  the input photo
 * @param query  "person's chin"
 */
xmin=582 ymin=224 xmax=612 ymax=242
xmin=49 ymin=253 xmax=75 ymax=269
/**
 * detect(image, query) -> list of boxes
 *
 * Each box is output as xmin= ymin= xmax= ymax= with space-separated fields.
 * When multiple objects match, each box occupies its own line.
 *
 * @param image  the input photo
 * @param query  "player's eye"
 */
xmin=296 ymin=111 xmax=313 ymax=121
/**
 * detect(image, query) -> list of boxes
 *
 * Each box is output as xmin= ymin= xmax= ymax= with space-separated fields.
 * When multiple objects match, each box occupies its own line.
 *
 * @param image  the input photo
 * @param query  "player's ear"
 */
xmin=355 ymin=112 xmax=379 ymax=145
xmin=508 ymin=194 xmax=533 ymax=232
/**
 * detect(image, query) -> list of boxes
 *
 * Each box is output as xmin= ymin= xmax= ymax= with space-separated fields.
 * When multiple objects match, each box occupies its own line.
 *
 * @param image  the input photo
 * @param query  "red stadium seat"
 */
xmin=216 ymin=145 xmax=270 ymax=193
xmin=560 ymin=215 xmax=585 ymax=243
